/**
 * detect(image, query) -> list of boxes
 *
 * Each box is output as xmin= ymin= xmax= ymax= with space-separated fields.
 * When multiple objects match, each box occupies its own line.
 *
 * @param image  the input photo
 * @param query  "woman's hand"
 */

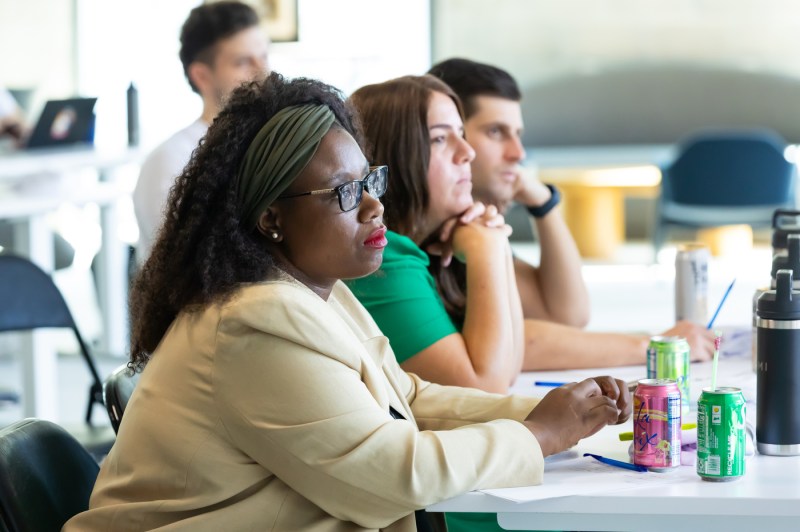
xmin=523 ymin=377 xmax=632 ymax=457
xmin=659 ymin=321 xmax=716 ymax=361
xmin=591 ymin=376 xmax=632 ymax=424
xmin=426 ymin=202 xmax=512 ymax=266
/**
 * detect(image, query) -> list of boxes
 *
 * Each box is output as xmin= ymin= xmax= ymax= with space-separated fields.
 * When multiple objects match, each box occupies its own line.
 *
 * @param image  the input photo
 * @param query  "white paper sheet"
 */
xmin=479 ymin=457 xmax=697 ymax=503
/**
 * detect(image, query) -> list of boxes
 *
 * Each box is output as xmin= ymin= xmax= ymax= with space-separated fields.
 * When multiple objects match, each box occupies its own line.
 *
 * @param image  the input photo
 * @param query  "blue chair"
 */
xmin=654 ymin=129 xmax=796 ymax=254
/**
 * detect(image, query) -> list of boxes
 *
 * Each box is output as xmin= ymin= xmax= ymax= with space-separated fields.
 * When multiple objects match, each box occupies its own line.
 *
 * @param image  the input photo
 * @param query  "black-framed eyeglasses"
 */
xmin=278 ymin=165 xmax=388 ymax=213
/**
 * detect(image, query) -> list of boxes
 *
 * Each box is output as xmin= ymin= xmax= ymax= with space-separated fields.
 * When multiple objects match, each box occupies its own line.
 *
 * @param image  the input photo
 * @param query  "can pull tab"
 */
xmin=777 ymin=269 xmax=794 ymax=302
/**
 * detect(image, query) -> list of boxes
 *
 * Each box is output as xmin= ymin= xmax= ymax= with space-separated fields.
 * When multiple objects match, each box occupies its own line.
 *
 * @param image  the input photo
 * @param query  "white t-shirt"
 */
xmin=133 ymin=119 xmax=208 ymax=263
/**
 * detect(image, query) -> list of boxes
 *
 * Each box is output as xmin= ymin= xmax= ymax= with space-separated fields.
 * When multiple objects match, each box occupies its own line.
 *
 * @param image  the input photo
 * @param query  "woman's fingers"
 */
xmin=593 ymin=376 xmax=621 ymax=400
xmin=591 ymin=376 xmax=632 ymax=424
xmin=583 ymin=396 xmax=621 ymax=437
xmin=425 ymin=240 xmax=454 ymax=267
xmin=438 ymin=218 xmax=459 ymax=243
xmin=441 ymin=250 xmax=453 ymax=267
xmin=568 ymin=378 xmax=604 ymax=398
xmin=459 ymin=202 xmax=486 ymax=224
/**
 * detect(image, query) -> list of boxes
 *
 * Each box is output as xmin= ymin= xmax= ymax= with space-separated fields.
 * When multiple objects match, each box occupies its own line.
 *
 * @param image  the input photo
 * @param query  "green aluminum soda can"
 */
xmin=646 ymin=336 xmax=690 ymax=414
xmin=696 ymin=387 xmax=746 ymax=482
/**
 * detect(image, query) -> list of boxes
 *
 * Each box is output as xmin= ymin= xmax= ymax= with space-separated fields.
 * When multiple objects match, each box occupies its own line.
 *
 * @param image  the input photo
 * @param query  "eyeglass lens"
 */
xmin=338 ymin=167 xmax=387 ymax=212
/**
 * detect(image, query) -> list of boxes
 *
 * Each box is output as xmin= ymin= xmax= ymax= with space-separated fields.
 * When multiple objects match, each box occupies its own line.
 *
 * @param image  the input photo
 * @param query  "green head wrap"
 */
xmin=236 ymin=104 xmax=336 ymax=228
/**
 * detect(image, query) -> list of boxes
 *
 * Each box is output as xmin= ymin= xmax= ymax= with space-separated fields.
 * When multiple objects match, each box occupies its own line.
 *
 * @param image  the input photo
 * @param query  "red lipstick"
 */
xmin=364 ymin=227 xmax=388 ymax=248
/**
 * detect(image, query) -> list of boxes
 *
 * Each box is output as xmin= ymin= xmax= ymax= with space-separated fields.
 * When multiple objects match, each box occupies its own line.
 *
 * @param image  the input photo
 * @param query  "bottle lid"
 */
xmin=758 ymin=269 xmax=800 ymax=319
xmin=772 ymin=209 xmax=800 ymax=250
xmin=772 ymin=234 xmax=800 ymax=279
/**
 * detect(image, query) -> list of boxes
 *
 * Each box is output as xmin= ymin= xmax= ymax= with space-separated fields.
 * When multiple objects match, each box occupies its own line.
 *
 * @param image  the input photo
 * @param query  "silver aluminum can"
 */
xmin=675 ymin=243 xmax=709 ymax=325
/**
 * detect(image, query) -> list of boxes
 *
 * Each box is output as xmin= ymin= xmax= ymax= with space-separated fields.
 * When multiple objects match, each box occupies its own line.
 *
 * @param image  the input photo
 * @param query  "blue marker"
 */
xmin=534 ymin=381 xmax=568 ymax=387
xmin=583 ymin=453 xmax=648 ymax=473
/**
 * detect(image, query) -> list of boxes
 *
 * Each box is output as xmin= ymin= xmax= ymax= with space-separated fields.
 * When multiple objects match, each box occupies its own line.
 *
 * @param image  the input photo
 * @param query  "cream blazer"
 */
xmin=64 ymin=280 xmax=543 ymax=531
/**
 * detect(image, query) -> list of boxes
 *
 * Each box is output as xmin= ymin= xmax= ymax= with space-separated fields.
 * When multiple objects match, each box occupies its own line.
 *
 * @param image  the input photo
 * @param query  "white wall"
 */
xmin=433 ymin=0 xmax=800 ymax=89
xmin=0 ymin=0 xmax=75 ymax=119
xmin=271 ymin=0 xmax=430 ymax=96
xmin=74 ymin=0 xmax=201 ymax=151
xmin=75 ymin=0 xmax=431 ymax=151
xmin=1 ymin=0 xmax=430 ymax=151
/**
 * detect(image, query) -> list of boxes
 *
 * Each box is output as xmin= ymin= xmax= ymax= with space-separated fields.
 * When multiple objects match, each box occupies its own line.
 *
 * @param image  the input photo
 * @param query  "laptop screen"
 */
xmin=25 ymin=97 xmax=97 ymax=150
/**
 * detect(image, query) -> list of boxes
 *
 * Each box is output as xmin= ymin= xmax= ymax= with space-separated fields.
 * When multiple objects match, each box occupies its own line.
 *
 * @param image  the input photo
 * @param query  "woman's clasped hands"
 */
xmin=427 ymin=201 xmax=513 ymax=267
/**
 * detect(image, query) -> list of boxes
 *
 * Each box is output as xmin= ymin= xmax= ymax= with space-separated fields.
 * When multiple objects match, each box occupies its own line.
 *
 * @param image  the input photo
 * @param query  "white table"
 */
xmin=0 ymin=146 xmax=140 ymax=419
xmin=428 ymin=356 xmax=800 ymax=531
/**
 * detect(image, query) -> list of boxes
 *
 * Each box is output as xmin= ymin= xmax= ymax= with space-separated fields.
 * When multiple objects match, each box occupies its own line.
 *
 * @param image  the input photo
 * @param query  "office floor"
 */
xmin=0 ymin=239 xmax=772 ymax=430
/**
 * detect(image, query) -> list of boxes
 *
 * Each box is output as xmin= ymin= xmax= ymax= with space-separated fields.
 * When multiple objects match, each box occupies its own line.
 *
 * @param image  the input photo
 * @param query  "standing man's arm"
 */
xmin=513 ymin=168 xmax=590 ymax=327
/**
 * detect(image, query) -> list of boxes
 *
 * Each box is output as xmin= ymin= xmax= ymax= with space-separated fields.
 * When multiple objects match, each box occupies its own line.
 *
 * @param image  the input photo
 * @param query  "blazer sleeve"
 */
xmin=212 ymin=313 xmax=543 ymax=530
xmin=402 ymin=370 xmax=541 ymax=431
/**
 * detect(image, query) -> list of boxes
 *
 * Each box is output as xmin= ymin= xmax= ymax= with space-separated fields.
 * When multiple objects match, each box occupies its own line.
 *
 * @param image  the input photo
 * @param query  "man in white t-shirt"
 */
xmin=134 ymin=1 xmax=269 ymax=262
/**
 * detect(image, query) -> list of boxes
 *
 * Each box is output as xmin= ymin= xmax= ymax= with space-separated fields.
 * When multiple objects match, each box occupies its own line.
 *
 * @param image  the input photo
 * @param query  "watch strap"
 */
xmin=525 ymin=184 xmax=560 ymax=218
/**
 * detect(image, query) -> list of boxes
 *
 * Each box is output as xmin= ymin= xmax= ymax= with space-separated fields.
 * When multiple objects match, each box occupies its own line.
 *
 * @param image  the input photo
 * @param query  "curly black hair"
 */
xmin=129 ymin=72 xmax=361 ymax=371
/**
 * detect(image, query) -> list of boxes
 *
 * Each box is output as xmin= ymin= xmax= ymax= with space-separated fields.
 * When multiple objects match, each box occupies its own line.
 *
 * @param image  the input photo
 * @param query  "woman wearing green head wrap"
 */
xmin=64 ymin=72 xmax=612 ymax=532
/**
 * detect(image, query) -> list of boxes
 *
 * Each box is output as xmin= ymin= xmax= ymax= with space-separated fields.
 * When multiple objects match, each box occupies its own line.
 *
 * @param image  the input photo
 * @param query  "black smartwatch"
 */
xmin=525 ymin=184 xmax=560 ymax=218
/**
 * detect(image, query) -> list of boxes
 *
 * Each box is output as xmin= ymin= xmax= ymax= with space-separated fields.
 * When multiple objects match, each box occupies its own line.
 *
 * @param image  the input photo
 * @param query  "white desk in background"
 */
xmin=428 ymin=355 xmax=800 ymax=532
xmin=530 ymin=144 xmax=676 ymax=169
xmin=0 ymin=146 xmax=140 ymax=420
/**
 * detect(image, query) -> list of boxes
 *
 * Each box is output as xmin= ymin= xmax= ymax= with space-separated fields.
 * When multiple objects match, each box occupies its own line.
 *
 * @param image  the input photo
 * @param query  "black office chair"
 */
xmin=0 ymin=254 xmax=105 ymax=424
xmin=0 ymin=418 xmax=100 ymax=532
xmin=103 ymin=363 xmax=140 ymax=434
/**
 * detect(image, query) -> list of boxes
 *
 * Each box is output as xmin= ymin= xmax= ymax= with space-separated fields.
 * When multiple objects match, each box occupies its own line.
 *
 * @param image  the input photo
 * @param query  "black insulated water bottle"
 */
xmin=756 ymin=269 xmax=800 ymax=455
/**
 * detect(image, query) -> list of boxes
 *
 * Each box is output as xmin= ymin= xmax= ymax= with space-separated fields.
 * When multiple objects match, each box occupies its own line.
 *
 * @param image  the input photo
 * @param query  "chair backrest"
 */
xmin=0 ymin=254 xmax=104 ymax=423
xmin=0 ymin=254 xmax=78 ymax=333
xmin=663 ymin=129 xmax=795 ymax=207
xmin=103 ymin=364 xmax=140 ymax=434
xmin=0 ymin=418 xmax=100 ymax=532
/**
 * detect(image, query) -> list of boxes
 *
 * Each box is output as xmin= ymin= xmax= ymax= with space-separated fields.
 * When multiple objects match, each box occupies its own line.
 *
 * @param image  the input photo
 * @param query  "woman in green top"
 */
xmin=348 ymin=75 xmax=576 ymax=532
xmin=348 ymin=75 xmax=525 ymax=394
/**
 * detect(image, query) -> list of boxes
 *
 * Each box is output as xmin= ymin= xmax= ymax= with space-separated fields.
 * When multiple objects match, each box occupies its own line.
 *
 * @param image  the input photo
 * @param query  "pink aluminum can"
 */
xmin=633 ymin=379 xmax=682 ymax=471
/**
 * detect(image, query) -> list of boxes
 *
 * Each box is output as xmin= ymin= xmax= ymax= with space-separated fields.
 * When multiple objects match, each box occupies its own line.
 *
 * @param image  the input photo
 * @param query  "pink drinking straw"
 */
xmin=710 ymin=332 xmax=722 ymax=392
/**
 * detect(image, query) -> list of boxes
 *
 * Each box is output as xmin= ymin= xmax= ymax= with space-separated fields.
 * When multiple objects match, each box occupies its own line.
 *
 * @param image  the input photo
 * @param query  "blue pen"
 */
xmin=534 ymin=381 xmax=568 ymax=387
xmin=583 ymin=453 xmax=648 ymax=472
xmin=707 ymin=278 xmax=736 ymax=329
